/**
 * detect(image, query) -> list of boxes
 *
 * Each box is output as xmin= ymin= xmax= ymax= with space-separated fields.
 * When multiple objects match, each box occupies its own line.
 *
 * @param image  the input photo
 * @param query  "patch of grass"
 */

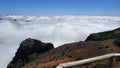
xmin=98 ymin=46 xmax=103 ymax=49
xmin=28 ymin=52 xmax=45 ymax=62
xmin=16 ymin=59 xmax=24 ymax=67
xmin=98 ymin=45 xmax=109 ymax=49
xmin=93 ymin=64 xmax=107 ymax=68
xmin=28 ymin=53 xmax=39 ymax=61
xmin=104 ymin=45 xmax=109 ymax=48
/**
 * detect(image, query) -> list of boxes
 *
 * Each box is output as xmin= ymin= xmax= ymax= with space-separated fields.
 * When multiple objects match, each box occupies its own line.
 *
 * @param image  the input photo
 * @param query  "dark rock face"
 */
xmin=115 ymin=38 xmax=120 ymax=46
xmin=86 ymin=28 xmax=120 ymax=41
xmin=7 ymin=38 xmax=54 ymax=68
xmin=85 ymin=33 xmax=101 ymax=41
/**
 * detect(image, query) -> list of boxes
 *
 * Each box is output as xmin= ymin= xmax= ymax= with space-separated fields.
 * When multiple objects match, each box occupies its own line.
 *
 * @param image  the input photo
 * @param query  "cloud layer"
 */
xmin=0 ymin=15 xmax=120 ymax=68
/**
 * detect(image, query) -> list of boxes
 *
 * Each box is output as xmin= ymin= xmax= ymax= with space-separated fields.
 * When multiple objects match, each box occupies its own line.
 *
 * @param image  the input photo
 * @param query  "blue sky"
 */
xmin=0 ymin=0 xmax=120 ymax=16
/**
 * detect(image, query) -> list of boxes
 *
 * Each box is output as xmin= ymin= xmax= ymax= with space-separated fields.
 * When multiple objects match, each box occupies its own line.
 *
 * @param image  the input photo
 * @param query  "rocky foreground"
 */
xmin=7 ymin=28 xmax=120 ymax=68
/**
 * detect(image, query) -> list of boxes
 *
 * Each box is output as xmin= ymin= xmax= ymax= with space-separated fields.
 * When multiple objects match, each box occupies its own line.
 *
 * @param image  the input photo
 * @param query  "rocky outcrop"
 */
xmin=115 ymin=38 xmax=120 ymax=46
xmin=86 ymin=28 xmax=120 ymax=41
xmin=7 ymin=38 xmax=54 ymax=68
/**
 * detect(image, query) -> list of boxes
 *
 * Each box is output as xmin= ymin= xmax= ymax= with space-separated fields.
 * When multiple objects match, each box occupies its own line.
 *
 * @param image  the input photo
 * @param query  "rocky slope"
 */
xmin=7 ymin=28 xmax=120 ymax=68
xmin=23 ymin=39 xmax=120 ymax=68
xmin=86 ymin=28 xmax=120 ymax=41
xmin=7 ymin=38 xmax=54 ymax=68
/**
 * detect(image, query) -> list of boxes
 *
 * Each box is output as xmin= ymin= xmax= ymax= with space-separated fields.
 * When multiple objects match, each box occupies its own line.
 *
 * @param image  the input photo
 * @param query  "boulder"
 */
xmin=7 ymin=38 xmax=54 ymax=68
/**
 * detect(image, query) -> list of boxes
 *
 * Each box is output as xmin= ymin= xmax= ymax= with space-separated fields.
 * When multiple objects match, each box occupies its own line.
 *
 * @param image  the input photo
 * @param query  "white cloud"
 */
xmin=0 ymin=15 xmax=120 ymax=68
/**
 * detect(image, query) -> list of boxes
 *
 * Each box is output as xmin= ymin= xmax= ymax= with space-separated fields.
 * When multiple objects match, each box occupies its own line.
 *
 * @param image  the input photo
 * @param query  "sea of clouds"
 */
xmin=0 ymin=15 xmax=120 ymax=68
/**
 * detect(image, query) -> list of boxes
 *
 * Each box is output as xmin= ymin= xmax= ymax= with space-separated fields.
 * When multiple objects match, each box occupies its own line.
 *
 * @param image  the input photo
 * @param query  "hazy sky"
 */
xmin=0 ymin=0 xmax=120 ymax=16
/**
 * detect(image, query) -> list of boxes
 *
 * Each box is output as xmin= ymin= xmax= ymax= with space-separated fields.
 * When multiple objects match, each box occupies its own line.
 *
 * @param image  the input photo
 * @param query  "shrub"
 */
xmin=98 ymin=46 xmax=103 ymax=49
xmin=104 ymin=46 xmax=109 ymax=48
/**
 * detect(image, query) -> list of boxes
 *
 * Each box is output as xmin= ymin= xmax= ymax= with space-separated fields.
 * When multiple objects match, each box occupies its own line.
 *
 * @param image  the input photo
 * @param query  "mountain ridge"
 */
xmin=7 ymin=27 xmax=120 ymax=68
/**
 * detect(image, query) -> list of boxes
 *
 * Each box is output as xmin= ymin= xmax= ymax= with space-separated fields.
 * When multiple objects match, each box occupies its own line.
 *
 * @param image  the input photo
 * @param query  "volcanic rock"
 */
xmin=7 ymin=38 xmax=54 ymax=68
